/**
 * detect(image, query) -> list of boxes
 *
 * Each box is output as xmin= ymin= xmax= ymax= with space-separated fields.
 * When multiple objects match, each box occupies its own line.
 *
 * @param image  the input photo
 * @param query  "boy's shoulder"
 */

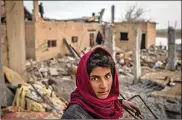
xmin=61 ymin=104 xmax=93 ymax=119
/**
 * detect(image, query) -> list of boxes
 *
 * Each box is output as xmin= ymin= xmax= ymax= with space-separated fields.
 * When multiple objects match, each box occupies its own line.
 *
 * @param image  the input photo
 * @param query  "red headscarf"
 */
xmin=68 ymin=47 xmax=123 ymax=119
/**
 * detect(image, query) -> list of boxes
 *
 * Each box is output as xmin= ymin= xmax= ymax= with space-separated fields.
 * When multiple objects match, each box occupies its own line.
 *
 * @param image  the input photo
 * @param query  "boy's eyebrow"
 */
xmin=90 ymin=72 xmax=111 ymax=77
xmin=89 ymin=75 xmax=100 ymax=78
xmin=105 ymin=72 xmax=111 ymax=76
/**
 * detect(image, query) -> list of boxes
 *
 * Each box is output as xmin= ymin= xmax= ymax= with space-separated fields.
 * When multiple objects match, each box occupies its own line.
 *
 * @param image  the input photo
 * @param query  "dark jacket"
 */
xmin=61 ymin=104 xmax=94 ymax=119
xmin=61 ymin=99 xmax=123 ymax=119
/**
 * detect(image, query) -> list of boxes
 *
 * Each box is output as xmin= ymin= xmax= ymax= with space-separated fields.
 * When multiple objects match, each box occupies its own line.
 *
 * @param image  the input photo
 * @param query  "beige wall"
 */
xmin=1 ymin=24 xmax=8 ymax=66
xmin=31 ymin=21 xmax=101 ymax=61
xmin=25 ymin=22 xmax=35 ymax=59
xmin=114 ymin=22 xmax=147 ymax=51
xmin=1 ymin=0 xmax=5 ymax=17
xmin=146 ymin=23 xmax=156 ymax=48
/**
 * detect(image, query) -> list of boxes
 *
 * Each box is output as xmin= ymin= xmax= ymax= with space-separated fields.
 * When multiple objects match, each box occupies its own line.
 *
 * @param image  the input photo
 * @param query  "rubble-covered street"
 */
xmin=0 ymin=1 xmax=181 ymax=119
xmin=1 ymin=45 xmax=181 ymax=119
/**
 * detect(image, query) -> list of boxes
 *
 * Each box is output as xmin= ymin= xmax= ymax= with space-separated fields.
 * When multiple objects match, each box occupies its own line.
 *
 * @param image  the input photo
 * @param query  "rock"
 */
xmin=165 ymin=103 xmax=181 ymax=114
xmin=54 ymin=79 xmax=75 ymax=101
xmin=57 ymin=68 xmax=68 ymax=75
xmin=118 ymin=69 xmax=125 ymax=74
xmin=57 ymin=58 xmax=65 ymax=63
xmin=49 ymin=68 xmax=59 ymax=76
xmin=154 ymin=61 xmax=163 ymax=68
xmin=155 ymin=103 xmax=167 ymax=119
xmin=26 ymin=61 xmax=31 ymax=67
xmin=67 ymin=56 xmax=76 ymax=62
xmin=3 ymin=66 xmax=26 ymax=87
xmin=42 ymin=72 xmax=48 ymax=78
xmin=115 ymin=47 xmax=124 ymax=53
xmin=50 ymin=59 xmax=58 ymax=65
xmin=39 ymin=67 xmax=48 ymax=73
xmin=166 ymin=99 xmax=178 ymax=104
xmin=119 ymin=59 xmax=125 ymax=65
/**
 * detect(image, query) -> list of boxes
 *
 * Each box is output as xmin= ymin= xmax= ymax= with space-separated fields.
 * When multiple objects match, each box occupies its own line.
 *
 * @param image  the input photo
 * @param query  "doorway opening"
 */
xmin=141 ymin=33 xmax=146 ymax=49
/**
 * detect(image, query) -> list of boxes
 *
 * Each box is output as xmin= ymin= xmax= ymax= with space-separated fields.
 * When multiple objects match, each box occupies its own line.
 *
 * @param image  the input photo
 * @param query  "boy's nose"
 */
xmin=100 ymin=79 xmax=107 ymax=89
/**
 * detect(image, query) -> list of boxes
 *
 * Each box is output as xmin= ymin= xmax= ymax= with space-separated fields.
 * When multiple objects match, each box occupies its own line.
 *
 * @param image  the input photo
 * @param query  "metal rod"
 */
xmin=128 ymin=95 xmax=158 ymax=119
xmin=30 ymin=83 xmax=57 ymax=110
xmin=81 ymin=50 xmax=85 ymax=55
xmin=119 ymin=93 xmax=142 ymax=119
xmin=124 ymin=108 xmax=138 ymax=119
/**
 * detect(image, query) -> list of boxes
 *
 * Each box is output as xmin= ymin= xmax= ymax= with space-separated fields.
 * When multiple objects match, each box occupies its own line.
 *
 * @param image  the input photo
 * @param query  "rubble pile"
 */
xmin=119 ymin=74 xmax=181 ymax=119
xmin=1 ymin=56 xmax=79 ymax=119
xmin=115 ymin=45 xmax=181 ymax=76
xmin=115 ymin=45 xmax=181 ymax=119
xmin=1 ymin=45 xmax=181 ymax=119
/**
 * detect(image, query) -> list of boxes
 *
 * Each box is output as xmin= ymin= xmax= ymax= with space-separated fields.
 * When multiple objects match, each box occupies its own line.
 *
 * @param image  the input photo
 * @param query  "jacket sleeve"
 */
xmin=61 ymin=104 xmax=93 ymax=119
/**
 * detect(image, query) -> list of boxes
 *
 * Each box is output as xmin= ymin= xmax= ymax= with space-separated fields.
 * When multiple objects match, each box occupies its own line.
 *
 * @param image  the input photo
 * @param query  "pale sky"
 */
xmin=24 ymin=1 xmax=181 ymax=29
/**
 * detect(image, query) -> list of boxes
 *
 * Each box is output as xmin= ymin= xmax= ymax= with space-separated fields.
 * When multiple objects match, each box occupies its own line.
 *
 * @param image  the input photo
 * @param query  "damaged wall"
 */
xmin=26 ymin=21 xmax=101 ymax=61
xmin=114 ymin=22 xmax=156 ymax=51
xmin=25 ymin=22 xmax=35 ymax=59
xmin=146 ymin=22 xmax=156 ymax=48
xmin=1 ymin=24 xmax=8 ymax=66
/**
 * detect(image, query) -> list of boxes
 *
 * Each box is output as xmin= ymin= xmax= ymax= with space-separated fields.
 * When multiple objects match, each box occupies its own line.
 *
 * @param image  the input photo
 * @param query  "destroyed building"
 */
xmin=25 ymin=16 xmax=157 ymax=61
xmin=1 ymin=2 xmax=105 ymax=62
xmin=114 ymin=21 xmax=157 ymax=51
xmin=0 ymin=1 xmax=181 ymax=119
xmin=1 ymin=1 xmax=157 ymax=62
xmin=25 ymin=21 xmax=102 ymax=61
xmin=24 ymin=4 xmax=105 ymax=61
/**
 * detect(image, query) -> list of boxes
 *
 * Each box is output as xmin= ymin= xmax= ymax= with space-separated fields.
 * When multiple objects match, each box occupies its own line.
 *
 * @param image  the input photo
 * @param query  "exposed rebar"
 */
xmin=127 ymin=94 xmax=158 ymax=119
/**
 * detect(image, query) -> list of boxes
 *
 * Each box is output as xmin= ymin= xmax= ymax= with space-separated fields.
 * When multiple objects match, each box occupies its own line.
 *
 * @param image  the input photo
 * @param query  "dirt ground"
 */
xmin=119 ymin=68 xmax=181 ymax=119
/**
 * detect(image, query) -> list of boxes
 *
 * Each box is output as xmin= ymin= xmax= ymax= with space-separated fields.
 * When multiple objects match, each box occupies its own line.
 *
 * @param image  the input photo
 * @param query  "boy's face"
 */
xmin=89 ymin=66 xmax=113 ymax=99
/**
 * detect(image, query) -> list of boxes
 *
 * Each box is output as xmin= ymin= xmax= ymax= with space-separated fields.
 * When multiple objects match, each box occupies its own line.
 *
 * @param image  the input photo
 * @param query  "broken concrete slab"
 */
xmin=53 ymin=78 xmax=75 ymax=101
xmin=165 ymin=104 xmax=181 ymax=114
xmin=154 ymin=61 xmax=163 ymax=68
xmin=39 ymin=67 xmax=49 ymax=73
xmin=3 ymin=66 xmax=26 ymax=87
xmin=49 ymin=68 xmax=59 ymax=76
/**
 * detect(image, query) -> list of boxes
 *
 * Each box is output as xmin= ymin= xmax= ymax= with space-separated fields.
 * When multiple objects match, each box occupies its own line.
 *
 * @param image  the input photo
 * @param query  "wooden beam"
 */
xmin=63 ymin=39 xmax=79 ymax=59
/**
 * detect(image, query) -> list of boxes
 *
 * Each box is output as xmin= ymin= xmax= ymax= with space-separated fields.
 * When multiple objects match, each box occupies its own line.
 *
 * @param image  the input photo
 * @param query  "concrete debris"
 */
xmin=1 ymin=55 xmax=78 ymax=118
xmin=154 ymin=61 xmax=163 ymax=68
xmin=1 ymin=45 xmax=181 ymax=119
xmin=3 ymin=66 xmax=26 ymax=87
xmin=116 ymin=45 xmax=181 ymax=71
xmin=119 ymin=75 xmax=181 ymax=119
xmin=116 ymin=45 xmax=181 ymax=119
xmin=49 ymin=68 xmax=59 ymax=76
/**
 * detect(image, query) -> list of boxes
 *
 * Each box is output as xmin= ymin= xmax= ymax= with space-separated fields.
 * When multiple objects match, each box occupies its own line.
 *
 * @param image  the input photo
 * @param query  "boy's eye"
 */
xmin=105 ymin=74 xmax=111 ymax=79
xmin=90 ymin=77 xmax=99 ymax=81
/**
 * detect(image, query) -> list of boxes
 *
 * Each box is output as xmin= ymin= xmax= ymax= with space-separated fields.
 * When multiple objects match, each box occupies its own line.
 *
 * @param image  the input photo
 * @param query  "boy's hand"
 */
xmin=122 ymin=100 xmax=142 ymax=117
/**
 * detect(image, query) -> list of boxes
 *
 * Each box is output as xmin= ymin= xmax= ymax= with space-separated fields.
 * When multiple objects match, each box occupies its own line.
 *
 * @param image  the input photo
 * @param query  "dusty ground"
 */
xmin=118 ymin=69 xmax=181 ymax=119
